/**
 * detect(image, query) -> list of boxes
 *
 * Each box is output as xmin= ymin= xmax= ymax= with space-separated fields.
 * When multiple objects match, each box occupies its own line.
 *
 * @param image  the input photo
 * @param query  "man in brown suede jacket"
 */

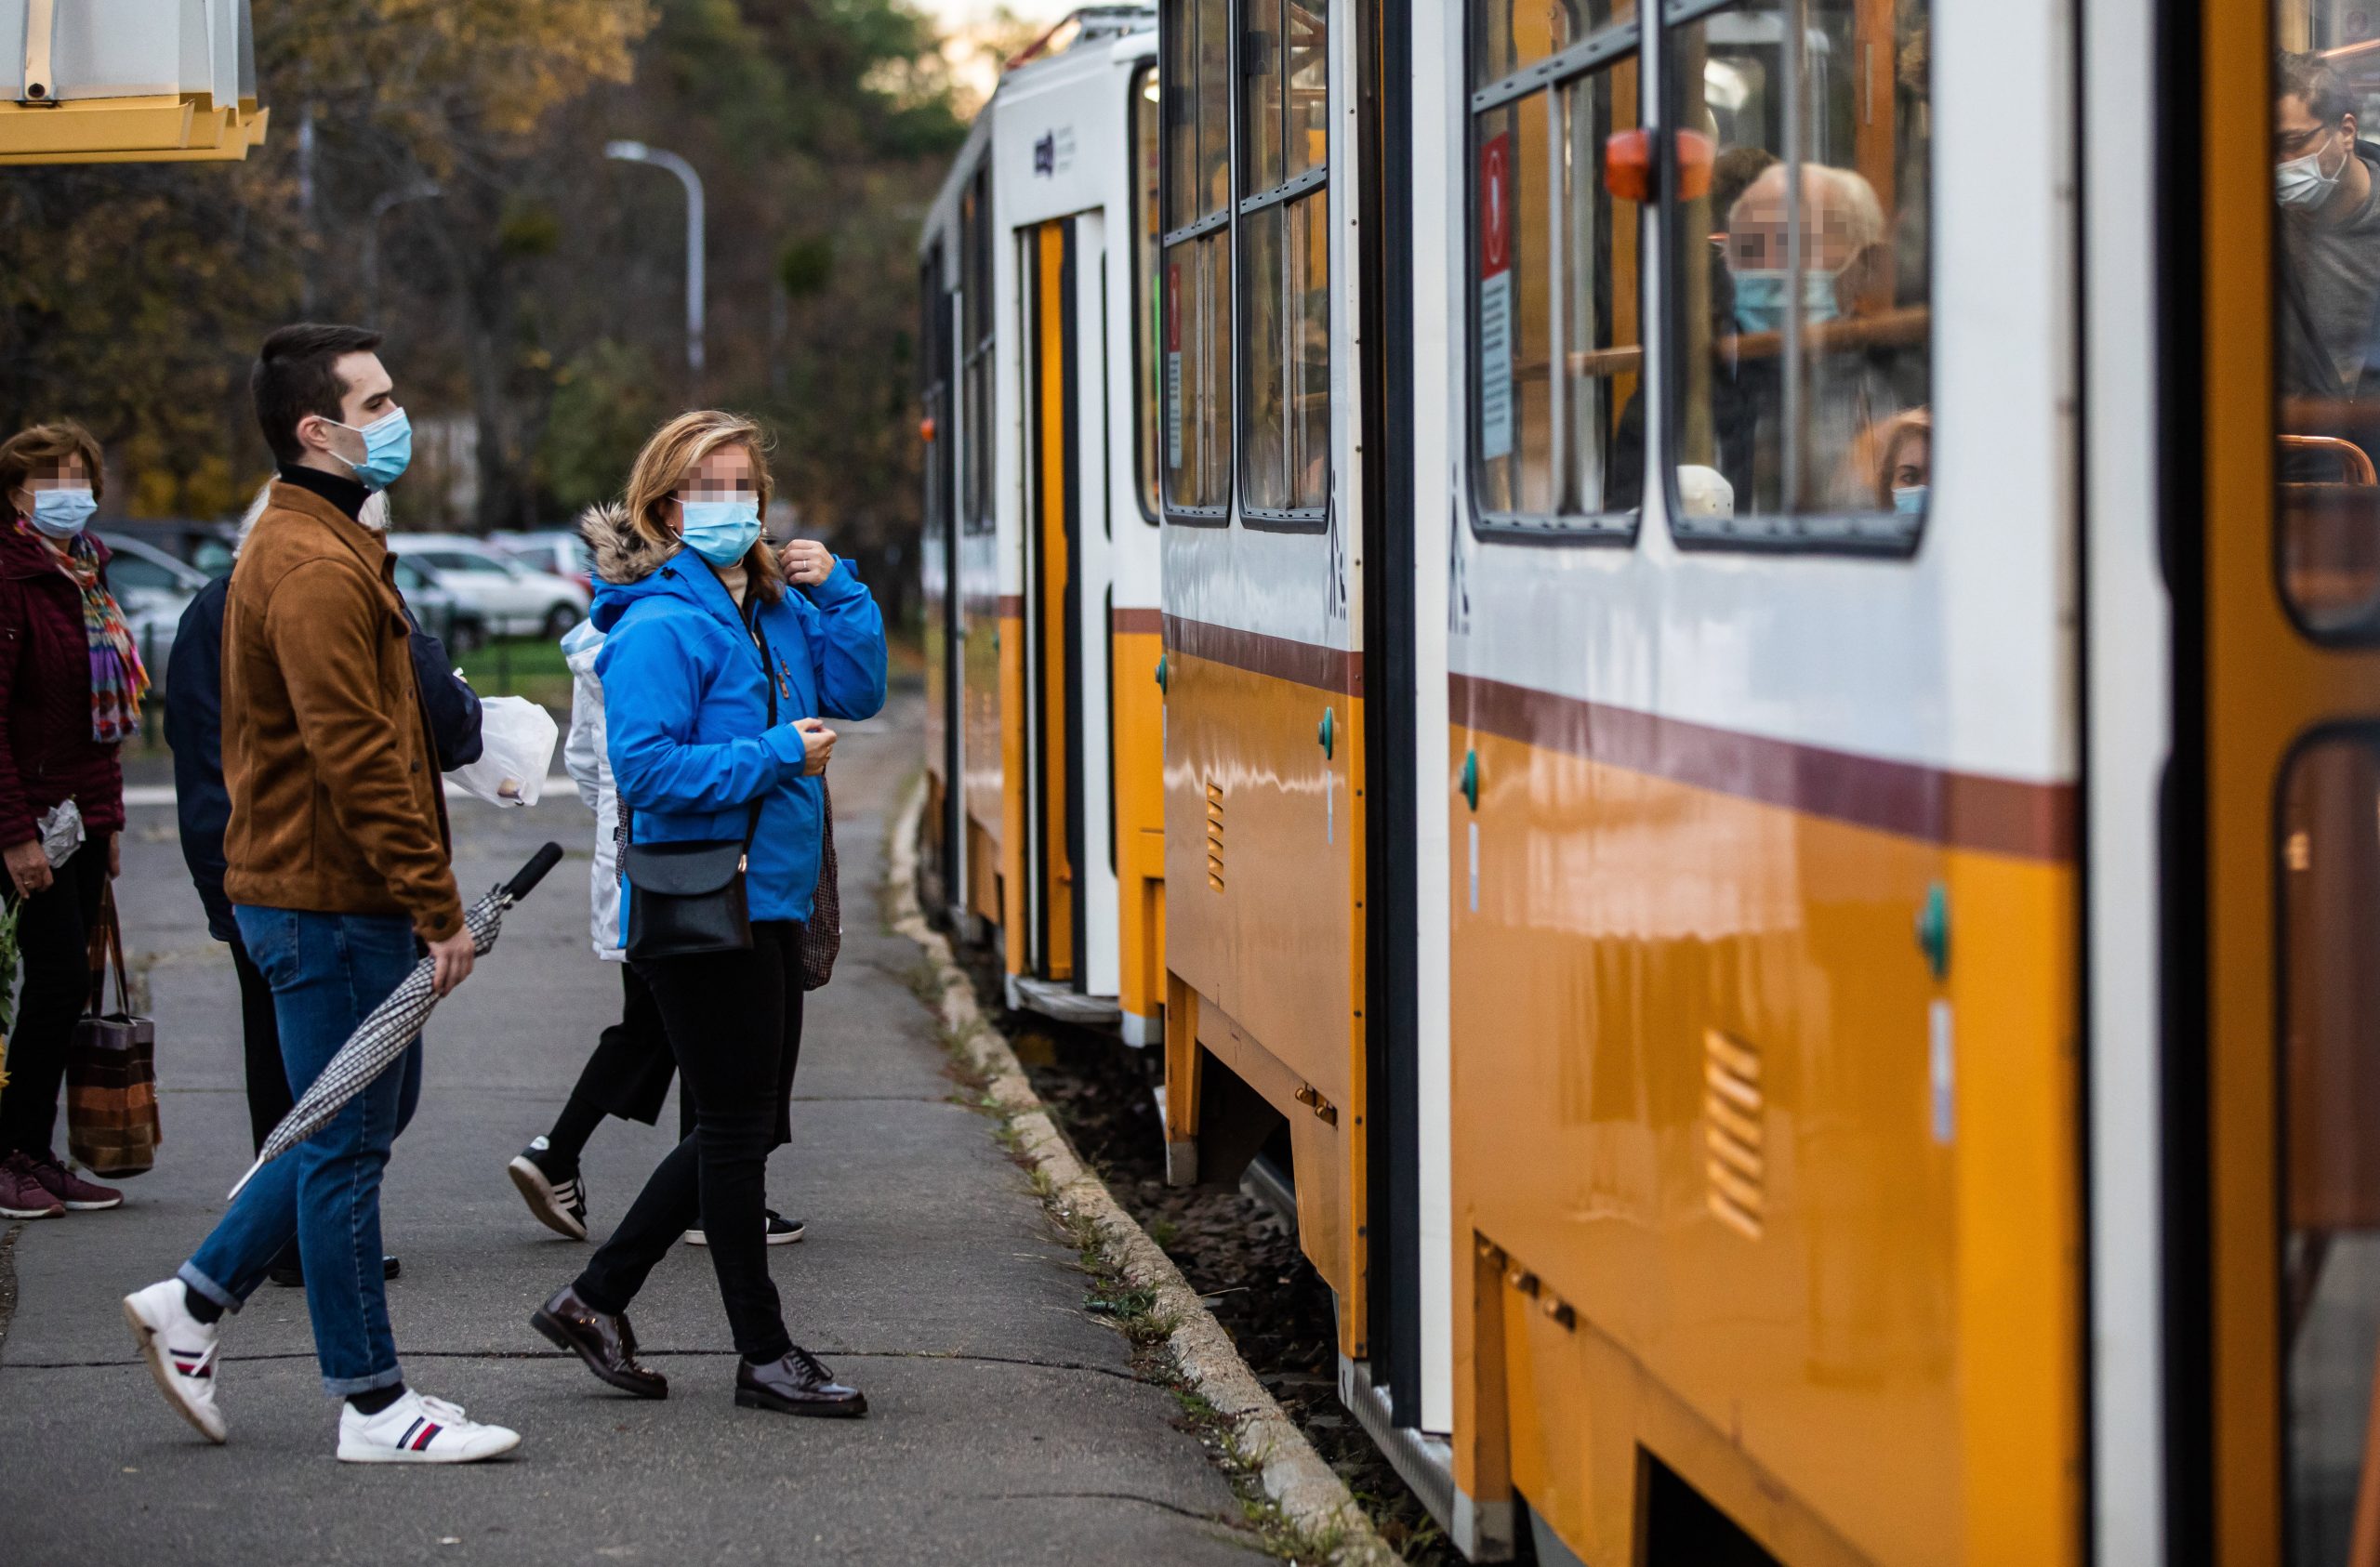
xmin=123 ymin=325 xmax=520 ymax=1465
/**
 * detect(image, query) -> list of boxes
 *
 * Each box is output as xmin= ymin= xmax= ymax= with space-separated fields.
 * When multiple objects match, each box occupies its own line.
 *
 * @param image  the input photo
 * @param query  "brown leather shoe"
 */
xmin=531 ymin=1285 xmax=667 ymax=1400
xmin=734 ymin=1347 xmax=866 ymax=1418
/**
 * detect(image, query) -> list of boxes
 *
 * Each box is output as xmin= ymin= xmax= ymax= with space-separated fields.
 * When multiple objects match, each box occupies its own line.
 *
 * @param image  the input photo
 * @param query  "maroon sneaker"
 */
xmin=20 ymin=1151 xmax=123 ymax=1211
xmin=0 ymin=1155 xmax=64 ymax=1219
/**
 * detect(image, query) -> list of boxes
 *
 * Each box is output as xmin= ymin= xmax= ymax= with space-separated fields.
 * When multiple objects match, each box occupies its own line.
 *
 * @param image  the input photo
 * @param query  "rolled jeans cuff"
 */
xmin=175 ymin=1261 xmax=241 ymax=1314
xmin=322 ymin=1363 xmax=407 ymax=1400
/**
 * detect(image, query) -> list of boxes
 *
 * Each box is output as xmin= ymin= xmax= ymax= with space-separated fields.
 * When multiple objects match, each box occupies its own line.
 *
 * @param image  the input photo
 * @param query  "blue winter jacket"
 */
xmin=582 ymin=502 xmax=887 ymax=936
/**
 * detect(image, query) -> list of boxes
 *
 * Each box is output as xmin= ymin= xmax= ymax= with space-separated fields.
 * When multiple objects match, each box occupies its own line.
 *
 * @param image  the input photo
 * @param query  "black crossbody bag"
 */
xmin=621 ymin=596 xmax=776 ymax=960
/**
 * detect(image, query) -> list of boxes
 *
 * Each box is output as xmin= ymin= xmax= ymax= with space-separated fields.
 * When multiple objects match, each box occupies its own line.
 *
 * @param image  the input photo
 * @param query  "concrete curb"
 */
xmin=885 ymin=781 xmax=1399 ymax=1566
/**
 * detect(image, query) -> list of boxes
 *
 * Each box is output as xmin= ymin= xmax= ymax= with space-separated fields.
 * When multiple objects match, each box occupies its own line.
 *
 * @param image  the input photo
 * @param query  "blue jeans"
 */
xmin=181 ymin=907 xmax=422 ymax=1396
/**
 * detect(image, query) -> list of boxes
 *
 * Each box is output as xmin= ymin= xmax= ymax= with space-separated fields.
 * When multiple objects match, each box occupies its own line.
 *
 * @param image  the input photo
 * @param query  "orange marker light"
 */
xmin=1603 ymin=129 xmax=1716 ymax=204
xmin=919 ymin=417 xmax=937 ymax=443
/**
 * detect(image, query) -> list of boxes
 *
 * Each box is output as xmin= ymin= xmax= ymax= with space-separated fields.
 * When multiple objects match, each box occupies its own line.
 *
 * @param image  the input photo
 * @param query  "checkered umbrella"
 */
xmin=227 ymin=844 xmax=564 ymax=1201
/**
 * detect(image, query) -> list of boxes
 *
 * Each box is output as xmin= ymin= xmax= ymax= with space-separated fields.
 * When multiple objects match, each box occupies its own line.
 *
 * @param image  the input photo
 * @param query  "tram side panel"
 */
xmin=1439 ymin=0 xmax=2081 ymax=1561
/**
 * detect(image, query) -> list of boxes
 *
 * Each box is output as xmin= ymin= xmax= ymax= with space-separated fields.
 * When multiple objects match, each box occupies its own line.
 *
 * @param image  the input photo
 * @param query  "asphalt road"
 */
xmin=0 ymin=691 xmax=1263 ymax=1566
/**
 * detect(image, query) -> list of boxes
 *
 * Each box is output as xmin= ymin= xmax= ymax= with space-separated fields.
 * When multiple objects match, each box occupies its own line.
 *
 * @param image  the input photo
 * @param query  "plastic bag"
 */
xmin=445 ymin=696 xmax=559 ymax=809
xmin=37 ymin=799 xmax=85 ymax=868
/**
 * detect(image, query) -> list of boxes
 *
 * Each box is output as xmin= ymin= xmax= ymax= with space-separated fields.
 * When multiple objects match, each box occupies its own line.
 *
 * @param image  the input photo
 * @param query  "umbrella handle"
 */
xmin=502 ymin=842 xmax=565 ymax=904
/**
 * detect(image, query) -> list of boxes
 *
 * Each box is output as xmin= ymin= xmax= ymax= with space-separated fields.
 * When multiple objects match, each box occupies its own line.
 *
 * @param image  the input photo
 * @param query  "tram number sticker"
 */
xmin=1166 ymin=260 xmax=1184 ymax=469
xmin=1478 ymin=133 xmax=1515 ymax=462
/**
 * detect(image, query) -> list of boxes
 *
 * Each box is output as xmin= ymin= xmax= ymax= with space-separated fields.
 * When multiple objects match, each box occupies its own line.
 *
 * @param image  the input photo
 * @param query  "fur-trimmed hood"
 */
xmin=578 ymin=500 xmax=680 ymax=587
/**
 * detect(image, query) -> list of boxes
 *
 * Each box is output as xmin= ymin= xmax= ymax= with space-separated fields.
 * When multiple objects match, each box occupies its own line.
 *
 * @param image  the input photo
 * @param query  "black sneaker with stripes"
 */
xmin=507 ymin=1138 xmax=590 ymax=1242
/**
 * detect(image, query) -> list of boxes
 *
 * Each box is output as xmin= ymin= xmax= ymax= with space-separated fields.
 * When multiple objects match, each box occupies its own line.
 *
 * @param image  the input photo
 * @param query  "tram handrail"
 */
xmin=1550 ymin=304 xmax=1931 ymax=381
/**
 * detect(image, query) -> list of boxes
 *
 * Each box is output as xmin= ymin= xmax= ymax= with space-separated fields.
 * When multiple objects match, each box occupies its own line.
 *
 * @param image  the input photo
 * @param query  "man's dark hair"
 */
xmin=2281 ymin=52 xmax=2359 ymax=129
xmin=251 ymin=323 xmax=383 ymax=466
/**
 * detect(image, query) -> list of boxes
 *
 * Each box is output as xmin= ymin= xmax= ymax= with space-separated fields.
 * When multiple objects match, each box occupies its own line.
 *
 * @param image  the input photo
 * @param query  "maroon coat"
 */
xmin=0 ymin=521 xmax=125 ymax=850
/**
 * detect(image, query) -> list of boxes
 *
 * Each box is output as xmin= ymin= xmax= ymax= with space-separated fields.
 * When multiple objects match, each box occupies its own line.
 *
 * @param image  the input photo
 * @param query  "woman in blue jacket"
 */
xmin=531 ymin=411 xmax=885 ymax=1419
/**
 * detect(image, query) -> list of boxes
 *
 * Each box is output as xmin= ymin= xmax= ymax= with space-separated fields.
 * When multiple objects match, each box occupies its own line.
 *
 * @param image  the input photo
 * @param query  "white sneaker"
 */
xmin=123 ymin=1279 xmax=227 ymax=1443
xmin=337 ymin=1389 xmax=521 ymax=1464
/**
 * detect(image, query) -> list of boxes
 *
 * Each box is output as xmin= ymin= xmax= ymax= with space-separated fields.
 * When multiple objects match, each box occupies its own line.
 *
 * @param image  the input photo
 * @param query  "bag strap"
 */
xmin=85 ymin=882 xmax=130 ymax=1017
xmin=742 ymin=592 xmax=776 ymax=852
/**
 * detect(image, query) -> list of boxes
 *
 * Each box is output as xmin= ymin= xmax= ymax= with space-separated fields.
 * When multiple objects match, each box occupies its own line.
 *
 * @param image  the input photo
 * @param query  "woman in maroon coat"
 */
xmin=0 ymin=422 xmax=140 ymax=1219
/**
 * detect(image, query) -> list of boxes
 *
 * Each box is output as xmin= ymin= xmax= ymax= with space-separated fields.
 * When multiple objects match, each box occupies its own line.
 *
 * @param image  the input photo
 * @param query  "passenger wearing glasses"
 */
xmin=529 ymin=410 xmax=886 ymax=1418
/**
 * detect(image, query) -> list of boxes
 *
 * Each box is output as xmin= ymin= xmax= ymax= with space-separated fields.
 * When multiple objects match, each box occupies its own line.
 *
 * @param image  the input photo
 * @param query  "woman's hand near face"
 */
xmin=779 ymin=540 xmax=836 ymax=587
xmin=795 ymin=717 xmax=837 ymax=776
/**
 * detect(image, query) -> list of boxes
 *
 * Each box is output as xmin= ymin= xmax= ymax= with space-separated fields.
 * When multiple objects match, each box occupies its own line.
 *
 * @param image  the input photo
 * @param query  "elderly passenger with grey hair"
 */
xmin=162 ymin=481 xmax=480 ymax=1288
xmin=1717 ymin=160 xmax=1913 ymax=512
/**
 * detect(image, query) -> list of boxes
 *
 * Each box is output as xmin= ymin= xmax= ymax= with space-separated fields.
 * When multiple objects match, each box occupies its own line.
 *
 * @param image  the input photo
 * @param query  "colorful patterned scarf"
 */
xmin=17 ymin=519 xmax=148 ymax=743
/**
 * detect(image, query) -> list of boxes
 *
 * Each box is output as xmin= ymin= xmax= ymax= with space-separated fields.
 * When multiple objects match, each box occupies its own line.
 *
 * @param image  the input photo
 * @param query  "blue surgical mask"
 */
xmin=329 ymin=408 xmax=413 ymax=491
xmin=679 ymin=499 xmax=762 ymax=567
xmin=1729 ymin=268 xmax=1844 ymax=335
xmin=1892 ymin=484 xmax=1928 ymax=517
xmin=26 ymin=485 xmax=97 ymax=539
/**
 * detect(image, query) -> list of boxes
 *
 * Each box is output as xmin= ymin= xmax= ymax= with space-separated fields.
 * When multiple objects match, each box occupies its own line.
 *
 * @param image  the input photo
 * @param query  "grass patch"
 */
xmin=456 ymin=637 xmax=575 ymax=707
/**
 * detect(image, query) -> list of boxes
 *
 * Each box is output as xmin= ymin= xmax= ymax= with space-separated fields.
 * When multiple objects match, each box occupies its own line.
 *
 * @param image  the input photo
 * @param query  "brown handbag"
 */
xmin=69 ymin=886 xmax=162 ymax=1178
xmin=800 ymin=784 xmax=840 ymax=991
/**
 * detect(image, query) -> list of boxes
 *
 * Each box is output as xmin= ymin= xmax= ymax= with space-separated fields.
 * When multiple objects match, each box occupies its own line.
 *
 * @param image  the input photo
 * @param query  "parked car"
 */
xmin=488 ymin=530 xmax=593 ymax=594
xmin=94 ymin=532 xmax=210 ymax=687
xmin=392 ymin=557 xmax=489 ymax=653
xmin=387 ymin=533 xmax=589 ymax=639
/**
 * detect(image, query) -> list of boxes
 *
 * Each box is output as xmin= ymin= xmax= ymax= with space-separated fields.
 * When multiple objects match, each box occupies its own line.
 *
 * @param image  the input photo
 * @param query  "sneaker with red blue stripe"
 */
xmin=122 ymin=1278 xmax=226 ymax=1443
xmin=337 ymin=1389 xmax=520 ymax=1464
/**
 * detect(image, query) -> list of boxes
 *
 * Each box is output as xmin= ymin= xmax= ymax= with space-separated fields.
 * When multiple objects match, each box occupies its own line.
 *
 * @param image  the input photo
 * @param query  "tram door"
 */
xmin=2202 ymin=2 xmax=2380 ymax=1560
xmin=1020 ymin=214 xmax=1115 ymax=991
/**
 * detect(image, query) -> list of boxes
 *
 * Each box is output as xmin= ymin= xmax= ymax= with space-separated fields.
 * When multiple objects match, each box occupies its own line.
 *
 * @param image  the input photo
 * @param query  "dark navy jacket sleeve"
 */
xmin=164 ymin=577 xmax=235 ymax=942
xmin=401 ymin=601 xmax=484 ymax=770
xmin=801 ymin=558 xmax=887 ymax=722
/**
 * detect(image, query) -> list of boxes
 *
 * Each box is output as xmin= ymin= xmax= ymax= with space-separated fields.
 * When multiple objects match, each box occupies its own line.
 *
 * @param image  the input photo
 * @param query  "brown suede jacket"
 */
xmin=221 ymin=481 xmax=461 ymax=941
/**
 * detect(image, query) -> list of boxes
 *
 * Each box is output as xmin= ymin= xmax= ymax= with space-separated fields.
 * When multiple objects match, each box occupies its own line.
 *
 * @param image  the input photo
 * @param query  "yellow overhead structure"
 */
xmin=0 ymin=0 xmax=266 ymax=165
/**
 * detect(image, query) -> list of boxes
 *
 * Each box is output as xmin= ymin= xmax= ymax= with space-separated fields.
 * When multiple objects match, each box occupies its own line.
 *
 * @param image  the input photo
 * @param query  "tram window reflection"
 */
xmin=1472 ymin=0 xmax=1611 ymax=90
xmin=1135 ymin=68 xmax=1162 ymax=520
xmin=1162 ymin=0 xmax=1236 ymax=516
xmin=1468 ymin=20 xmax=1639 ymax=533
xmin=1236 ymin=0 xmax=1328 ymax=523
xmin=1669 ymin=0 xmax=1931 ymax=546
xmin=2275 ymin=46 xmax=2380 ymax=640
xmin=2280 ymin=733 xmax=2380 ymax=1566
xmin=960 ymin=163 xmax=996 ymax=536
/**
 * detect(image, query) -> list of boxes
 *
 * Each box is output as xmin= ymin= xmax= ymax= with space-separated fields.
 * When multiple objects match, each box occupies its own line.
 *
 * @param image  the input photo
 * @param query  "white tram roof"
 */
xmin=0 ymin=0 xmax=267 ymax=164
xmin=921 ymin=4 xmax=1155 ymax=257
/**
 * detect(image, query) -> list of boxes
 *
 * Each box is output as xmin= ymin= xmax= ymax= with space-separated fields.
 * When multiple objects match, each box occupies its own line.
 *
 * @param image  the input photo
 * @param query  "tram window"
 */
xmin=1167 ymin=230 xmax=1234 ymax=511
xmin=1163 ymin=0 xmax=1235 ymax=518
xmin=1135 ymin=68 xmax=1163 ymax=521
xmin=1666 ymin=0 xmax=1932 ymax=550
xmin=1468 ymin=17 xmax=1640 ymax=535
xmin=959 ymin=163 xmax=997 ymax=535
xmin=1473 ymin=0 xmax=1615 ymax=88
xmin=2279 ymin=732 xmax=2380 ymax=1565
xmin=1237 ymin=0 xmax=1328 ymax=524
xmin=2275 ymin=44 xmax=2380 ymax=643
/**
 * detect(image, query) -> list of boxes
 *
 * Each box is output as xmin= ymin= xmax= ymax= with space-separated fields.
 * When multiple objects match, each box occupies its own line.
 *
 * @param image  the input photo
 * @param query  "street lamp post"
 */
xmin=605 ymin=140 xmax=706 ymax=380
xmin=363 ymin=181 xmax=442 ymax=328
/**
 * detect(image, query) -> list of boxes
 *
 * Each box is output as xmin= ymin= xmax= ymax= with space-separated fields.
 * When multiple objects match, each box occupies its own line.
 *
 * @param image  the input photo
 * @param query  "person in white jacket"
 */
xmin=504 ymin=611 xmax=802 ymax=1246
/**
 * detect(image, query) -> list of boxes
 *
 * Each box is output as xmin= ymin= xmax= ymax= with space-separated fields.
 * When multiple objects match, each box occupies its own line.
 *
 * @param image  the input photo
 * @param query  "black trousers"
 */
xmin=0 ymin=842 xmax=110 ymax=1158
xmin=574 ymin=961 xmax=684 ymax=1132
xmin=231 ymin=934 xmax=295 ymax=1152
xmin=575 ymin=922 xmax=805 ymax=1363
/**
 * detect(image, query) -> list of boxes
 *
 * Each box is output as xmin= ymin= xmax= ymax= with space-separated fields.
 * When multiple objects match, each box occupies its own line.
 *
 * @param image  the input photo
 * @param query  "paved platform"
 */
xmin=0 ymin=694 xmax=1263 ymax=1565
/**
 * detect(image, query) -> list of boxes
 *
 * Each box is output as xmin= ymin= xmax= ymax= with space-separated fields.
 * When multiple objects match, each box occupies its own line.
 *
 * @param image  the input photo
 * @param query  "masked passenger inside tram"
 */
xmin=2276 ymin=51 xmax=2380 ymax=474
xmin=1711 ymin=160 xmax=1916 ymax=514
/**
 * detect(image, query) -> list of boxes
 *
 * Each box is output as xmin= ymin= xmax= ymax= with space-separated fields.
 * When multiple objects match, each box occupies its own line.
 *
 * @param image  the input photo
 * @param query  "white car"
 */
xmin=388 ymin=533 xmax=589 ymax=639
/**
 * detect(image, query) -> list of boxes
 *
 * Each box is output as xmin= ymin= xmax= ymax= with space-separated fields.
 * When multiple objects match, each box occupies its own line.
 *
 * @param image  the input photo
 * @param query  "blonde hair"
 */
xmin=622 ymin=410 xmax=785 ymax=604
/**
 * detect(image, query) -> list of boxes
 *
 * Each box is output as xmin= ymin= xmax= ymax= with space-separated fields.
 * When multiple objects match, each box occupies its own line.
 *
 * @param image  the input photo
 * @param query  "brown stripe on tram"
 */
xmin=1160 ymin=612 xmax=1363 ymax=696
xmin=1453 ymin=671 xmax=2078 ymax=863
xmin=1110 ymin=606 xmax=1164 ymax=635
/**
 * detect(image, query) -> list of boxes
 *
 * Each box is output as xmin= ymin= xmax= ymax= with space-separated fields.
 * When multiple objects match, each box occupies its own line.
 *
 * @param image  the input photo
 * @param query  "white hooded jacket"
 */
xmin=560 ymin=617 xmax=621 ymax=961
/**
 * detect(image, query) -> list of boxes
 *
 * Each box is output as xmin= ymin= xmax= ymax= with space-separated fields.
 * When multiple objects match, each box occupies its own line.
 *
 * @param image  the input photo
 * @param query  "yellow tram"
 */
xmin=922 ymin=0 xmax=2380 ymax=1558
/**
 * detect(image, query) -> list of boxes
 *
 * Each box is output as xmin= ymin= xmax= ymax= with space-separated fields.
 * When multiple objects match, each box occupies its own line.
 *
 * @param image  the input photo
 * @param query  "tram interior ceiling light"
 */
xmin=1 ymin=0 xmax=269 ymax=165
